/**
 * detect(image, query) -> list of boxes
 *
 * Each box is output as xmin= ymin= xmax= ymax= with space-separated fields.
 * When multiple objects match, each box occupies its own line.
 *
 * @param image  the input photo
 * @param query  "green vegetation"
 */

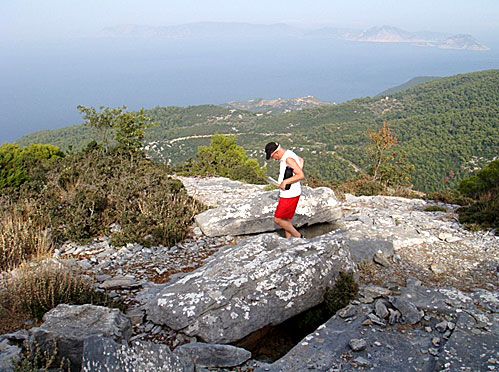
xmin=457 ymin=159 xmax=498 ymax=230
xmin=77 ymin=105 xmax=157 ymax=152
xmin=324 ymin=271 xmax=359 ymax=315
xmin=0 ymin=143 xmax=64 ymax=191
xmin=175 ymin=134 xmax=266 ymax=184
xmin=15 ymin=69 xmax=499 ymax=192
xmin=424 ymin=205 xmax=447 ymax=212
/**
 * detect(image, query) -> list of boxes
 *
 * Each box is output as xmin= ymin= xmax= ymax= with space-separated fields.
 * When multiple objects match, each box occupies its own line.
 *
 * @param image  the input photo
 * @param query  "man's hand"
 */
xmin=279 ymin=180 xmax=289 ymax=190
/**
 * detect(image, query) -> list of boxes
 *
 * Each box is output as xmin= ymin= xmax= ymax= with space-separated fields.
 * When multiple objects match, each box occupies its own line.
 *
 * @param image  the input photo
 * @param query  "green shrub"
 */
xmin=457 ymin=193 xmax=499 ymax=230
xmin=457 ymin=160 xmax=498 ymax=230
xmin=34 ymin=147 xmax=205 ymax=246
xmin=176 ymin=134 xmax=265 ymax=184
xmin=0 ymin=143 xmax=64 ymax=192
xmin=1 ymin=145 xmax=205 ymax=249
xmin=458 ymin=159 xmax=499 ymax=199
xmin=424 ymin=190 xmax=472 ymax=206
xmin=424 ymin=205 xmax=447 ymax=212
xmin=324 ymin=271 xmax=359 ymax=315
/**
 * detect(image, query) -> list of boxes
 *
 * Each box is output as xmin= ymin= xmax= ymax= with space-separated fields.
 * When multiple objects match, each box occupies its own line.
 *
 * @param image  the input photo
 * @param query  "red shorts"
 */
xmin=274 ymin=195 xmax=300 ymax=219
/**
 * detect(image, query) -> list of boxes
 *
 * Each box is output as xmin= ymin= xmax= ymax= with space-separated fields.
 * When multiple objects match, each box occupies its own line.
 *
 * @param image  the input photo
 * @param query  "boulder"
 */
xmin=194 ymin=186 xmax=341 ymax=237
xmin=28 ymin=304 xmax=132 ymax=371
xmin=81 ymin=336 xmax=194 ymax=372
xmin=145 ymin=231 xmax=357 ymax=344
xmin=172 ymin=342 xmax=251 ymax=368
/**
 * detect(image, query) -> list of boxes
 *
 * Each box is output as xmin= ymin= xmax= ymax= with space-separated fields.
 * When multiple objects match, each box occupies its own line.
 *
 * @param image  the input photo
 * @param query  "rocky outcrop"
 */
xmin=28 ymin=304 xmax=132 ymax=371
xmin=256 ymin=279 xmax=499 ymax=372
xmin=195 ymin=186 xmax=341 ymax=237
xmin=81 ymin=336 xmax=194 ymax=372
xmin=144 ymin=231 xmax=357 ymax=343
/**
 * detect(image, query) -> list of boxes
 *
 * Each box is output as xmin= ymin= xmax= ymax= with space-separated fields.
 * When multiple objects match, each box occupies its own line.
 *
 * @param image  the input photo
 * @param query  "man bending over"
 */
xmin=265 ymin=142 xmax=304 ymax=238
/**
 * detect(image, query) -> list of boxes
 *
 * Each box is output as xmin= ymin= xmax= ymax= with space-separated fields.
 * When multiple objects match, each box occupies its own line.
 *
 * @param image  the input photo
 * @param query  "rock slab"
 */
xmin=195 ymin=186 xmax=341 ymax=237
xmin=82 ymin=336 xmax=194 ymax=372
xmin=145 ymin=231 xmax=356 ymax=343
xmin=28 ymin=304 xmax=132 ymax=371
xmin=173 ymin=342 xmax=251 ymax=368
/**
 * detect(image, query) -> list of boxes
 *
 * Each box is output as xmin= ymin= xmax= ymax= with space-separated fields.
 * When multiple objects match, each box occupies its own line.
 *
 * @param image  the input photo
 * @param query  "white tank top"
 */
xmin=278 ymin=150 xmax=302 ymax=198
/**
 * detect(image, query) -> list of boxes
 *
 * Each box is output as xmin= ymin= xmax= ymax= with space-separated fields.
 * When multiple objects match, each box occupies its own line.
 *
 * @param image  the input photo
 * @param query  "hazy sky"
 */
xmin=2 ymin=0 xmax=498 ymax=42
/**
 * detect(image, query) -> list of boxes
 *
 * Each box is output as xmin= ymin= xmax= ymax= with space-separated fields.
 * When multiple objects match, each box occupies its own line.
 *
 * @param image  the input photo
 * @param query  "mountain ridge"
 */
xmin=97 ymin=22 xmax=490 ymax=51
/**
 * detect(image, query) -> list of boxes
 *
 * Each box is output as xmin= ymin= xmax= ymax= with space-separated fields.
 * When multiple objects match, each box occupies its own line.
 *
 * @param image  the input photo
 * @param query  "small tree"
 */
xmin=77 ymin=105 xmax=156 ymax=152
xmin=179 ymin=134 xmax=265 ymax=184
xmin=366 ymin=121 xmax=413 ymax=187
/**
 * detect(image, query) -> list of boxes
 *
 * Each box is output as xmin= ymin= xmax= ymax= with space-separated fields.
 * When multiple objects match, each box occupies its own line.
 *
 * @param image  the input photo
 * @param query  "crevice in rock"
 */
xmin=287 ymin=222 xmax=340 ymax=239
xmin=232 ymin=301 xmax=332 ymax=363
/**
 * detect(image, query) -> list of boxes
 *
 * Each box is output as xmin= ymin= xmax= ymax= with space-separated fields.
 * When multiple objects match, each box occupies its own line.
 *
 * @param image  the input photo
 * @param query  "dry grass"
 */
xmin=0 ymin=260 xmax=124 ymax=333
xmin=12 ymin=339 xmax=70 ymax=372
xmin=0 ymin=198 xmax=53 ymax=272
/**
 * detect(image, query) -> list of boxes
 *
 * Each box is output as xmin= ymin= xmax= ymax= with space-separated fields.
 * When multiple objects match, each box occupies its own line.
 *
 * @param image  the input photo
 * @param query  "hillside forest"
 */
xmin=15 ymin=69 xmax=499 ymax=193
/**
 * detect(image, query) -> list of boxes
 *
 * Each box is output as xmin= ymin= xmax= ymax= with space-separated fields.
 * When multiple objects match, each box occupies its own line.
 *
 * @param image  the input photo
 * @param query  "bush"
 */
xmin=0 ymin=260 xmax=124 ymax=323
xmin=458 ymin=159 xmax=499 ymax=199
xmin=457 ymin=193 xmax=499 ymax=231
xmin=457 ymin=160 xmax=498 ymax=230
xmin=176 ymin=134 xmax=266 ymax=184
xmin=11 ymin=147 xmax=206 ymax=247
xmin=424 ymin=190 xmax=472 ymax=206
xmin=12 ymin=340 xmax=69 ymax=372
xmin=0 ymin=143 xmax=64 ymax=192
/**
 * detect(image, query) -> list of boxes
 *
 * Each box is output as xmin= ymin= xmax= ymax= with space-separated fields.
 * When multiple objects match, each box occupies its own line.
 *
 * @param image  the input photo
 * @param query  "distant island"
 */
xmin=98 ymin=22 xmax=490 ymax=51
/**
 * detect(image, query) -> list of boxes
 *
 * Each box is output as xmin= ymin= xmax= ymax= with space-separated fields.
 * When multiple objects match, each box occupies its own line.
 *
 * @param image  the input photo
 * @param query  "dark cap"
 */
xmin=265 ymin=142 xmax=279 ymax=160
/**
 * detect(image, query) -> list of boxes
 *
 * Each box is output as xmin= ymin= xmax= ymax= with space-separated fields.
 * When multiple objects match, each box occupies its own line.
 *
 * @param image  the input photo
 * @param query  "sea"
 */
xmin=1 ymin=36 xmax=498 ymax=143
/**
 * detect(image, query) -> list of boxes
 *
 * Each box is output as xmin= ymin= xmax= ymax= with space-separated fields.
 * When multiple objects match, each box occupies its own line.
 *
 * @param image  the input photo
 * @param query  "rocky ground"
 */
xmin=4 ymin=176 xmax=497 ymax=371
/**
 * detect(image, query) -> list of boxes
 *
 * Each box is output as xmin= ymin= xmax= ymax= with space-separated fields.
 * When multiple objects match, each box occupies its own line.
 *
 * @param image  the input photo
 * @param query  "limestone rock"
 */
xmin=436 ymin=312 xmax=499 ymax=371
xmin=257 ymin=283 xmax=498 ymax=372
xmin=349 ymin=338 xmax=367 ymax=351
xmin=390 ymin=297 xmax=422 ymax=325
xmin=145 ymin=232 xmax=356 ymax=343
xmin=99 ymin=276 xmax=140 ymax=290
xmin=28 ymin=304 xmax=132 ymax=371
xmin=172 ymin=342 xmax=251 ymax=368
xmin=82 ymin=336 xmax=194 ymax=372
xmin=195 ymin=187 xmax=341 ymax=237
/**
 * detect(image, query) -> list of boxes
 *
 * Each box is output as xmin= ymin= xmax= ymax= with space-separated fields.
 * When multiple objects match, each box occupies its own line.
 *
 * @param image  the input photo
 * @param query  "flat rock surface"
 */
xmin=174 ymin=176 xmax=266 ymax=207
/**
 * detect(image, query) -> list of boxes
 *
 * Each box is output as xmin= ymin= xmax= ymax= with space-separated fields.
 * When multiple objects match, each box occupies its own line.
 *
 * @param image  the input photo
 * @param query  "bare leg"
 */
xmin=274 ymin=217 xmax=301 ymax=238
